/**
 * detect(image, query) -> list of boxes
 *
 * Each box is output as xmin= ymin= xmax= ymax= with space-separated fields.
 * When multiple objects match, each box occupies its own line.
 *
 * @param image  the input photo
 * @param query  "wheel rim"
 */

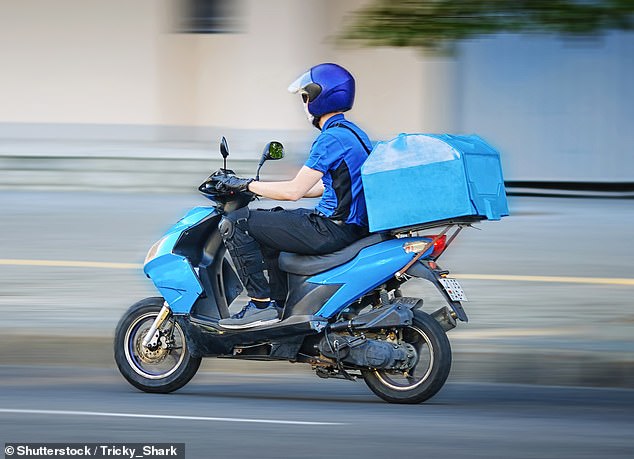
xmin=123 ymin=312 xmax=187 ymax=380
xmin=374 ymin=325 xmax=434 ymax=391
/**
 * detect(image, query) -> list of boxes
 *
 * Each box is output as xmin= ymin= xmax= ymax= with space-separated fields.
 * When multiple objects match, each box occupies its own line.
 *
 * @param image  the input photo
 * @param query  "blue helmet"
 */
xmin=288 ymin=63 xmax=355 ymax=118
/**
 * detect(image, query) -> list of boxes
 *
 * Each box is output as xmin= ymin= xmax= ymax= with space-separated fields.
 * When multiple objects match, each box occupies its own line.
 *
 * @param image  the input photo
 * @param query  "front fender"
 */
xmin=144 ymin=254 xmax=203 ymax=314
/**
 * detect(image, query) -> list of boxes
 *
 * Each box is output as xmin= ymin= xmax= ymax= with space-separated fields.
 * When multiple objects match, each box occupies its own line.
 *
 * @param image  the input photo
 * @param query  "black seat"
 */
xmin=278 ymin=233 xmax=391 ymax=276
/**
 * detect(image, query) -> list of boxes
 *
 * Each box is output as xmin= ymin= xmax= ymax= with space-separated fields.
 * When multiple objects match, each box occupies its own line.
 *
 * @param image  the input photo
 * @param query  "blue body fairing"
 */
xmin=310 ymin=237 xmax=433 ymax=318
xmin=144 ymin=206 xmax=216 ymax=314
xmin=144 ymin=205 xmax=434 ymax=319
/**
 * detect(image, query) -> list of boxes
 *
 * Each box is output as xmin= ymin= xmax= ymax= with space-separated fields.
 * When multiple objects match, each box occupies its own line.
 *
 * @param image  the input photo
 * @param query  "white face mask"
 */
xmin=303 ymin=101 xmax=315 ymax=125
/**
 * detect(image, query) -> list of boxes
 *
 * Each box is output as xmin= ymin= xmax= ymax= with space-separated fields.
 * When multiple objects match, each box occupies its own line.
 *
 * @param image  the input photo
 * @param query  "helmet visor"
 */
xmin=287 ymin=71 xmax=313 ymax=94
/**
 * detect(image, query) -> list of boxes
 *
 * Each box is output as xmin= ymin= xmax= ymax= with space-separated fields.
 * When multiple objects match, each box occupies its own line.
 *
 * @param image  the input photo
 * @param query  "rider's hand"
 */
xmin=214 ymin=174 xmax=254 ymax=193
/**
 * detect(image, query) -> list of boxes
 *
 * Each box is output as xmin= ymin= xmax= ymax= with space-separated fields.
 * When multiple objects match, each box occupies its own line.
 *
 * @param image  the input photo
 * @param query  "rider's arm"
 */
xmin=304 ymin=180 xmax=324 ymax=198
xmin=248 ymin=166 xmax=323 ymax=201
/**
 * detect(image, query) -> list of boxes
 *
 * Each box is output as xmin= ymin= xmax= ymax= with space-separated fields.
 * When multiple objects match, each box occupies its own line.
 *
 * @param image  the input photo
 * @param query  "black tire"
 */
xmin=114 ymin=297 xmax=201 ymax=393
xmin=362 ymin=308 xmax=452 ymax=404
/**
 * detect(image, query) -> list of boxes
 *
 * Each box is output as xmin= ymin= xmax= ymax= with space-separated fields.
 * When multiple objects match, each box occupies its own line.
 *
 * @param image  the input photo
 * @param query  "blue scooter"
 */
xmin=114 ymin=138 xmax=473 ymax=404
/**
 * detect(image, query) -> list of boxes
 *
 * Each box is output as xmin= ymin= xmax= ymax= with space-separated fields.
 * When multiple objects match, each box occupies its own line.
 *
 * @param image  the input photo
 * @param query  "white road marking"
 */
xmin=0 ymin=259 xmax=141 ymax=270
xmin=0 ymin=408 xmax=344 ymax=426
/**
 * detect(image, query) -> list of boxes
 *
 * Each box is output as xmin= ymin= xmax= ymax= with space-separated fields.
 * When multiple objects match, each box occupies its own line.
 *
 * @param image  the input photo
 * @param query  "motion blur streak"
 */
xmin=1 ymin=258 xmax=632 ymax=286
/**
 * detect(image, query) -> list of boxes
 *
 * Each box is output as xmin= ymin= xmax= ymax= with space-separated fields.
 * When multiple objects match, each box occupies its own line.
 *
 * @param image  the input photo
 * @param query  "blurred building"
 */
xmin=0 ymin=0 xmax=632 ymax=186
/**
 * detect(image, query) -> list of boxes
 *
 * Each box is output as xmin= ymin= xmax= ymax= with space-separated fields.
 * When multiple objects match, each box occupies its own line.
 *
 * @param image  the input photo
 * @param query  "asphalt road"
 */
xmin=1 ymin=191 xmax=634 ymax=457
xmin=0 ymin=366 xmax=633 ymax=459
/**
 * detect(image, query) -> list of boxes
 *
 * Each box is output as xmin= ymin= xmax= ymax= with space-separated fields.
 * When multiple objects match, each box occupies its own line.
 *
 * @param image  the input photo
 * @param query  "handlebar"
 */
xmin=198 ymin=169 xmax=256 ymax=213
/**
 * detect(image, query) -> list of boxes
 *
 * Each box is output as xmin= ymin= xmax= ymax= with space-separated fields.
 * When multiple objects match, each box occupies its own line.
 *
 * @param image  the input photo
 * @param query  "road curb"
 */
xmin=1 ymin=334 xmax=632 ymax=389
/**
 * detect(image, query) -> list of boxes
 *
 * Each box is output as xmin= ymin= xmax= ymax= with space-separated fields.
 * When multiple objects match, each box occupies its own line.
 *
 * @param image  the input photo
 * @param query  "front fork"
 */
xmin=142 ymin=301 xmax=172 ymax=348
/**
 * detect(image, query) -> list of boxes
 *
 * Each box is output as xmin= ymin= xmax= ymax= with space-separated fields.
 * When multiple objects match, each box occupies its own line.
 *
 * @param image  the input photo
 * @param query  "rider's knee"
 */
xmin=219 ymin=207 xmax=249 ymax=240
xmin=218 ymin=216 xmax=234 ymax=239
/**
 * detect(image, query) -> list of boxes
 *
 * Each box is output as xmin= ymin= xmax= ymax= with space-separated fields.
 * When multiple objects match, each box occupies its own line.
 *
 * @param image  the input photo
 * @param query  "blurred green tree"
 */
xmin=340 ymin=0 xmax=634 ymax=53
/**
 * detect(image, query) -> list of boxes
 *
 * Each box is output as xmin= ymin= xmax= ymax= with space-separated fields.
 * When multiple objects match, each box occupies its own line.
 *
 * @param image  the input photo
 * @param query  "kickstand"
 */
xmin=336 ymin=361 xmax=356 ymax=381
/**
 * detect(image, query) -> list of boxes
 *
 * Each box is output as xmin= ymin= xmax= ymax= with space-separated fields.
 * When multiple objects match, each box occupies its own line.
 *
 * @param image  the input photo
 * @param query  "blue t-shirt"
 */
xmin=304 ymin=114 xmax=372 ymax=227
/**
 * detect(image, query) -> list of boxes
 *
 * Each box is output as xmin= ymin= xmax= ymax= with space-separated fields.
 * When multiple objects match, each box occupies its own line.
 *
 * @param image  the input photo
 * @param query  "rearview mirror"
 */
xmin=219 ymin=136 xmax=230 ymax=171
xmin=262 ymin=141 xmax=284 ymax=162
xmin=220 ymin=136 xmax=229 ymax=159
xmin=256 ymin=141 xmax=284 ymax=180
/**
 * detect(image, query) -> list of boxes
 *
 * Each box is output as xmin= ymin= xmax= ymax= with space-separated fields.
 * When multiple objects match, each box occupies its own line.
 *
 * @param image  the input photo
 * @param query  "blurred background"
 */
xmin=1 ymin=0 xmax=632 ymax=191
xmin=0 ymin=1 xmax=633 ymax=456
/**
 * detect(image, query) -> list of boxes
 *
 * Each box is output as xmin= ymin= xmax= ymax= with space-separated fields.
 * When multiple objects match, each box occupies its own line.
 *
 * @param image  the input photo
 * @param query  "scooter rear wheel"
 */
xmin=114 ymin=297 xmax=201 ymax=393
xmin=361 ymin=309 xmax=451 ymax=404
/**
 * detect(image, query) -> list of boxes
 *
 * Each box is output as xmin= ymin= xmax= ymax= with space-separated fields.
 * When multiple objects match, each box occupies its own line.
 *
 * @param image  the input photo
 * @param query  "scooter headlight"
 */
xmin=145 ymin=237 xmax=167 ymax=264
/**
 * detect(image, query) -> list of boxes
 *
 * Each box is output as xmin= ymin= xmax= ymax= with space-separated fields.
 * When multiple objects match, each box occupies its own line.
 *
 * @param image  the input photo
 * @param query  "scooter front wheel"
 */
xmin=361 ymin=309 xmax=452 ymax=404
xmin=114 ymin=297 xmax=201 ymax=393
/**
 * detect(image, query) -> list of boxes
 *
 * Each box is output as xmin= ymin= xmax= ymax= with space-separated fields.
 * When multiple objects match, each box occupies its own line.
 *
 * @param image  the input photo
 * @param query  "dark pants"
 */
xmin=219 ymin=207 xmax=366 ymax=303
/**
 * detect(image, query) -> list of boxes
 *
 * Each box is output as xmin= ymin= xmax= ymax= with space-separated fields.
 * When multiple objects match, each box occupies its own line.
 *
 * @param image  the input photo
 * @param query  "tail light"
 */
xmin=428 ymin=235 xmax=447 ymax=258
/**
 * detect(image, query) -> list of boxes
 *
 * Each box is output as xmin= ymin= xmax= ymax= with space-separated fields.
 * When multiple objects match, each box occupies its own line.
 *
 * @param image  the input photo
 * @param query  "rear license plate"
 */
xmin=438 ymin=278 xmax=468 ymax=302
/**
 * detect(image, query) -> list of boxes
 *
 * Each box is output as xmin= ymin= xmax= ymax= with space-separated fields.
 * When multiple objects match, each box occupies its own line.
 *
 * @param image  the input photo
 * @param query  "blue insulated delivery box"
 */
xmin=361 ymin=133 xmax=509 ymax=232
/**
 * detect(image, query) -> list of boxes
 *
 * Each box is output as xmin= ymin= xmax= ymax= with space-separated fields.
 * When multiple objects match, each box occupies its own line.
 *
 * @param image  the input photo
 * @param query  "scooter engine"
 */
xmin=319 ymin=333 xmax=417 ymax=371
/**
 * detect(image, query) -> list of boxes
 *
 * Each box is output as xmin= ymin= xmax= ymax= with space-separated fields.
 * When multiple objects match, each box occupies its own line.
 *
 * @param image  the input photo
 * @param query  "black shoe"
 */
xmin=219 ymin=301 xmax=281 ymax=329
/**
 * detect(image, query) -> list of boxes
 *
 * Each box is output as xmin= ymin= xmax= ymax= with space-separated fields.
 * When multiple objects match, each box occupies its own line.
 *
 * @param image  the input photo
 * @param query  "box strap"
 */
xmin=329 ymin=122 xmax=372 ymax=155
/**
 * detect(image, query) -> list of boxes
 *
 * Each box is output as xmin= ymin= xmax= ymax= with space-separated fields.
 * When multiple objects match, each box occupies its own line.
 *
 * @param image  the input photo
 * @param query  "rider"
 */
xmin=214 ymin=63 xmax=372 ymax=329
